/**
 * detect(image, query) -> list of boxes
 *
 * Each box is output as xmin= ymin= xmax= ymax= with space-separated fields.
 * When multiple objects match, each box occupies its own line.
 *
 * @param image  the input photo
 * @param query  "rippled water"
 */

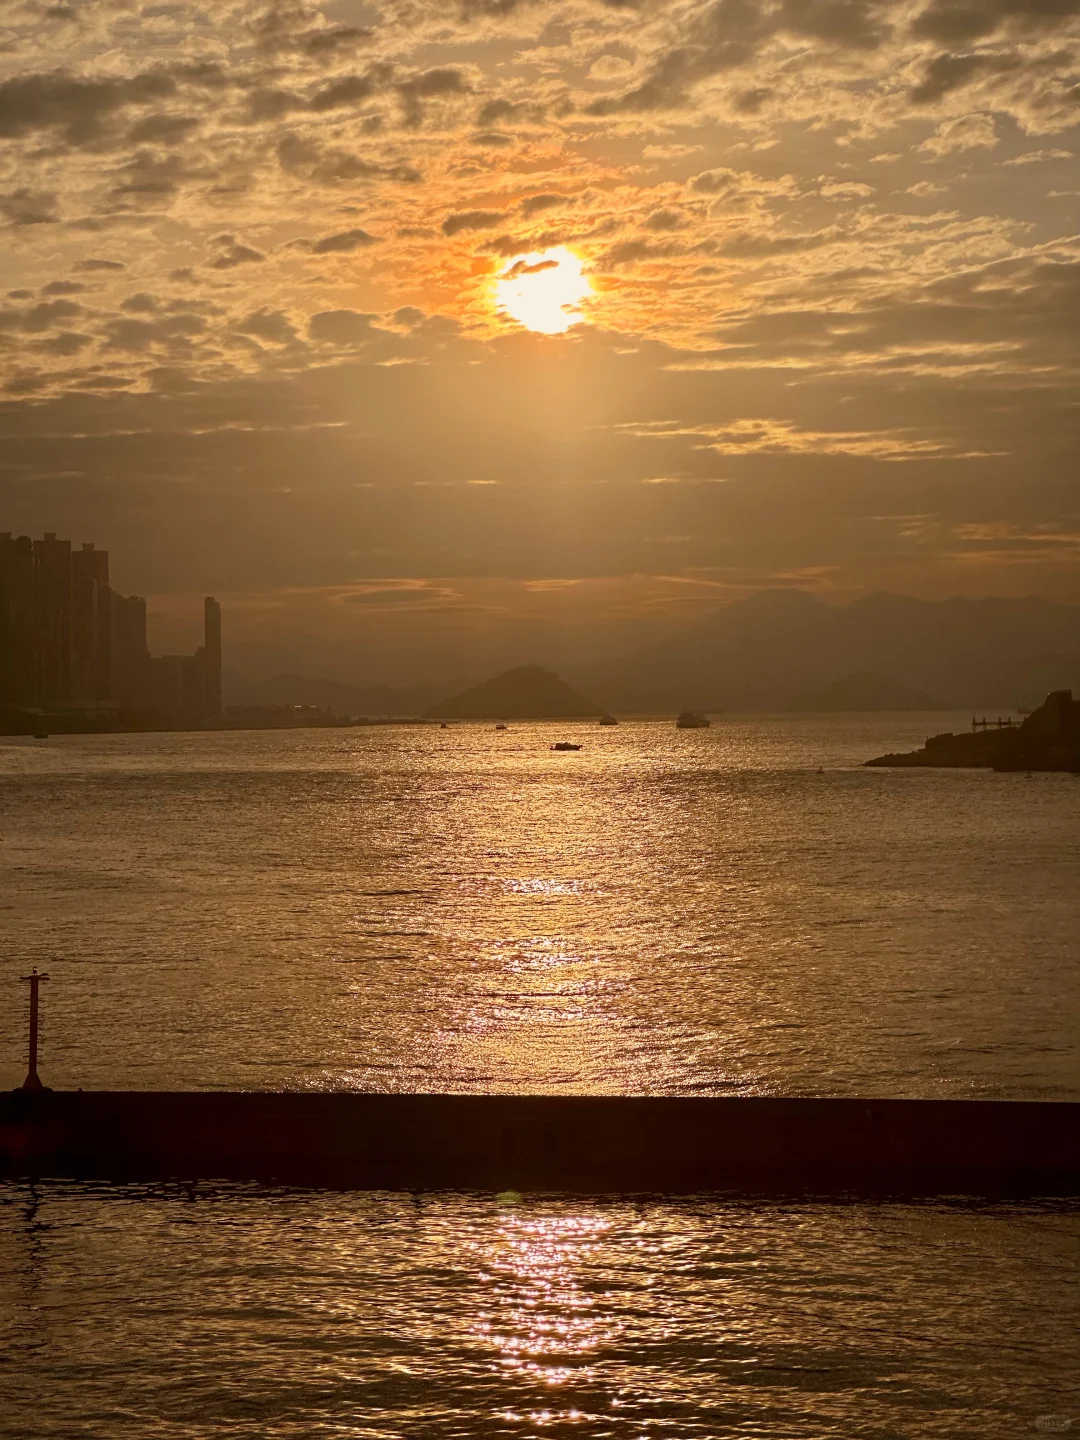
xmin=2 ymin=719 xmax=1079 ymax=1436
xmin=1 ymin=716 xmax=1077 ymax=1096
xmin=1 ymin=1184 xmax=1077 ymax=1439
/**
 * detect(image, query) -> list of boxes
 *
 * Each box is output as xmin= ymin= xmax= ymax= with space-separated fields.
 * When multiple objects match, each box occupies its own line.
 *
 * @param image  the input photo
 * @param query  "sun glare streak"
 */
xmin=469 ymin=1208 xmax=617 ymax=1397
xmin=493 ymin=247 xmax=592 ymax=334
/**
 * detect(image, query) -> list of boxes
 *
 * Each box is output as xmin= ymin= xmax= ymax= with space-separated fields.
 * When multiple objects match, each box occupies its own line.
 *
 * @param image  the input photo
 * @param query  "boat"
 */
xmin=551 ymin=742 xmax=582 ymax=751
xmin=676 ymin=711 xmax=710 ymax=729
xmin=599 ymin=713 xmax=618 ymax=726
xmin=494 ymin=723 xmax=508 ymax=730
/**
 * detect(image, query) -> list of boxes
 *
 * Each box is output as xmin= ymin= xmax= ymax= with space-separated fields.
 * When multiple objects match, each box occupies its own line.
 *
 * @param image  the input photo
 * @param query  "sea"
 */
xmin=1 ymin=716 xmax=1077 ymax=1438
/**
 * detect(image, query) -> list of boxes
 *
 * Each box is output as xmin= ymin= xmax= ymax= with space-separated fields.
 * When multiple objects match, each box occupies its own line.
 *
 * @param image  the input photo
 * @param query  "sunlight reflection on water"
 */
xmin=0 ymin=716 xmax=1077 ymax=1097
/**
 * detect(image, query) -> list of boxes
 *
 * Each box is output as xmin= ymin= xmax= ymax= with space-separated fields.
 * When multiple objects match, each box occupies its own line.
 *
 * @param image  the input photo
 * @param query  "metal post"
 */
xmin=19 ymin=968 xmax=49 ymax=1091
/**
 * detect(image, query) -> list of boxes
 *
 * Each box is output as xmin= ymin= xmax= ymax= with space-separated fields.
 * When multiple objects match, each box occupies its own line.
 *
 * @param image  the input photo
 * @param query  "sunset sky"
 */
xmin=1 ymin=0 xmax=1077 ymax=679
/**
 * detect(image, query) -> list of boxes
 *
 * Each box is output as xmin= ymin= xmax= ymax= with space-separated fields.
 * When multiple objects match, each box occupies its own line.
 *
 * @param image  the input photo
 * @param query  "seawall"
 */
xmin=2 ymin=1092 xmax=1078 ymax=1196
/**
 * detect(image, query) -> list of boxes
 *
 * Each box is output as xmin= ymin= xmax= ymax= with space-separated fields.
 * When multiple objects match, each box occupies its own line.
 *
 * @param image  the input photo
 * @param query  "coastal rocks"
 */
xmin=865 ymin=691 xmax=1080 ymax=772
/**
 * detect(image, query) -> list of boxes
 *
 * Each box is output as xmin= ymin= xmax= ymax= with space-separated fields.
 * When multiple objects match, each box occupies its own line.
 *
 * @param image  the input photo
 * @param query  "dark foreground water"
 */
xmin=1 ymin=718 xmax=1078 ymax=1436
xmin=1 ymin=1184 xmax=1077 ymax=1439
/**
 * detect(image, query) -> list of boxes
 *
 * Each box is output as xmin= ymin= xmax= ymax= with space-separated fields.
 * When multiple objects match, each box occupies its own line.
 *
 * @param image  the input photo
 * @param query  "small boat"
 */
xmin=676 ymin=711 xmax=710 ymax=729
xmin=494 ymin=723 xmax=508 ymax=730
xmin=551 ymin=742 xmax=582 ymax=751
xmin=599 ymin=713 xmax=618 ymax=726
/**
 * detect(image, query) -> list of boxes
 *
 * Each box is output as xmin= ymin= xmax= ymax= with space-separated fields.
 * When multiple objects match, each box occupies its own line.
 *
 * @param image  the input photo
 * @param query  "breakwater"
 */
xmin=2 ymin=1092 xmax=1077 ymax=1196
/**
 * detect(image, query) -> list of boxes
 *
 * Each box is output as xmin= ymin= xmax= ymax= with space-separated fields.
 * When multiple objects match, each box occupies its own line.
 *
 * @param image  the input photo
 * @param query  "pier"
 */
xmin=2 ymin=1089 xmax=1077 ymax=1197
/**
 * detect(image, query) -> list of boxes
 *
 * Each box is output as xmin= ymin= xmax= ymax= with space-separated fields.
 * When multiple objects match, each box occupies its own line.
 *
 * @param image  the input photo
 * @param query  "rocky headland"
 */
xmin=865 ymin=690 xmax=1080 ymax=772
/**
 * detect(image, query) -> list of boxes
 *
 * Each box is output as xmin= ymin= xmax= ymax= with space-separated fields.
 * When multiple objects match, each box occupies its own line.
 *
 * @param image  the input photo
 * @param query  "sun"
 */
xmin=493 ymin=246 xmax=592 ymax=334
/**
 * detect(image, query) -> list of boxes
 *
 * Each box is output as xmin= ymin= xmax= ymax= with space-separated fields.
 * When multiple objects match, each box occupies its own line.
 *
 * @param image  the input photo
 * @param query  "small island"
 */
xmin=426 ymin=665 xmax=602 ymax=720
xmin=865 ymin=690 xmax=1079 ymax=772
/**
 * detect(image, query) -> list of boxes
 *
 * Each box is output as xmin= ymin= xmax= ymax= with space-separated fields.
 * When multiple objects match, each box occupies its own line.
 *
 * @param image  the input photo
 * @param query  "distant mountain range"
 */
xmin=585 ymin=590 xmax=1080 ymax=712
xmin=223 ymin=671 xmax=459 ymax=716
xmin=225 ymin=590 xmax=1080 ymax=716
xmin=785 ymin=672 xmax=948 ymax=713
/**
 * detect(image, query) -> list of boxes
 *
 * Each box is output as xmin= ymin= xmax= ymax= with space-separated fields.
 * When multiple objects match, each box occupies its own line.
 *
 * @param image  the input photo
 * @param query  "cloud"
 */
xmin=585 ymin=0 xmax=892 ymax=115
xmin=910 ymin=52 xmax=1020 ymax=105
xmin=0 ymin=298 xmax=81 ymax=334
xmin=911 ymin=0 xmax=1080 ymax=44
xmin=236 ymin=308 xmax=300 ymax=346
xmin=819 ymin=180 xmax=873 ymax=199
xmin=127 ymin=112 xmax=201 ymax=144
xmin=476 ymin=97 xmax=543 ymax=126
xmin=442 ymin=209 xmax=503 ymax=235
xmin=342 ymin=582 xmax=459 ymax=608
xmin=103 ymin=312 xmax=206 ymax=352
xmin=520 ymin=193 xmax=569 ymax=216
xmin=501 ymin=257 xmax=559 ymax=279
xmin=310 ymin=68 xmax=391 ymax=112
xmin=252 ymin=4 xmax=373 ymax=59
xmin=311 ymin=227 xmax=379 ymax=253
xmin=109 ymin=149 xmax=203 ymax=206
xmin=39 ymin=331 xmax=92 ymax=356
xmin=303 ymin=27 xmax=373 ymax=57
xmin=919 ymin=113 xmax=999 ymax=155
xmin=644 ymin=208 xmax=687 ymax=231
xmin=734 ymin=86 xmax=773 ymax=114
xmin=209 ymin=234 xmax=266 ymax=269
xmin=615 ymin=416 xmax=972 ymax=458
xmin=308 ymin=309 xmax=378 ymax=345
xmin=0 ymin=190 xmax=58 ymax=226
xmin=1003 ymin=148 xmax=1074 ymax=164
xmin=277 ymin=133 xmax=422 ymax=186
xmin=0 ymin=68 xmax=176 ymax=144
xmin=689 ymin=167 xmax=798 ymax=200
xmin=704 ymin=253 xmax=1080 ymax=375
xmin=396 ymin=67 xmax=470 ymax=127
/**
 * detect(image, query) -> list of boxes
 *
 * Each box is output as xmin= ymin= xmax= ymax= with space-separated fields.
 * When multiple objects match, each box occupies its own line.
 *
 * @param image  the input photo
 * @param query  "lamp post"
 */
xmin=19 ymin=968 xmax=49 ymax=1091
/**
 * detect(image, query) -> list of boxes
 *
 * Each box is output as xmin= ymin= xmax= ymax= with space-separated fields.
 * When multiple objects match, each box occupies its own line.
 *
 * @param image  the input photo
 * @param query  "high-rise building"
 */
xmin=70 ymin=542 xmax=112 ymax=703
xmin=204 ymin=596 xmax=222 ymax=720
xmin=33 ymin=533 xmax=72 ymax=706
xmin=110 ymin=592 xmax=150 ymax=707
xmin=0 ymin=533 xmax=38 ymax=706
xmin=1 ymin=531 xmax=223 ymax=726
